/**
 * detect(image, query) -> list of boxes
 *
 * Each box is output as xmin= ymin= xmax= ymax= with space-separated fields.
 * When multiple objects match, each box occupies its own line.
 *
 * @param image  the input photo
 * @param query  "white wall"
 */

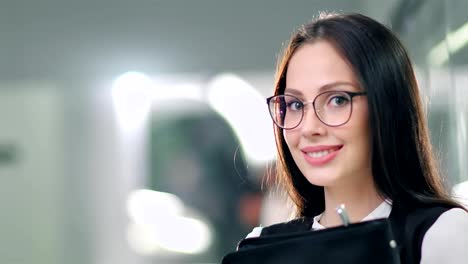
xmin=0 ymin=83 xmax=63 ymax=264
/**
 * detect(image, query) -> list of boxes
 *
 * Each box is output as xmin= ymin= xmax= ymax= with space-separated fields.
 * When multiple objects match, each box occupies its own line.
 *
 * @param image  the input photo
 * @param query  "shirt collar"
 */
xmin=312 ymin=199 xmax=393 ymax=230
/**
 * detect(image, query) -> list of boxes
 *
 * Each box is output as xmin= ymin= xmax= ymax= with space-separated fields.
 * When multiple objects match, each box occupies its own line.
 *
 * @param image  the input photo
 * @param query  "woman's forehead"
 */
xmin=285 ymin=42 xmax=358 ymax=95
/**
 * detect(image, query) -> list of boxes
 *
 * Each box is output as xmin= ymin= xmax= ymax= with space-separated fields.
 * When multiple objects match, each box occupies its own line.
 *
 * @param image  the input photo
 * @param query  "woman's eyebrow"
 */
xmin=319 ymin=81 xmax=356 ymax=92
xmin=285 ymin=81 xmax=357 ymax=95
xmin=284 ymin=88 xmax=303 ymax=96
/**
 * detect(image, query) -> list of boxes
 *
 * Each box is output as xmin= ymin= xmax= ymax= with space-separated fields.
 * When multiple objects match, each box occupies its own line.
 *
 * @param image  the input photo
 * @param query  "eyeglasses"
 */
xmin=266 ymin=91 xmax=367 ymax=129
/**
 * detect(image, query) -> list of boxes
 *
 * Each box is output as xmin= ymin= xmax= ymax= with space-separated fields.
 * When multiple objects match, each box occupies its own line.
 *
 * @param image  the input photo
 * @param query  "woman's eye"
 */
xmin=329 ymin=96 xmax=349 ymax=106
xmin=287 ymin=101 xmax=303 ymax=111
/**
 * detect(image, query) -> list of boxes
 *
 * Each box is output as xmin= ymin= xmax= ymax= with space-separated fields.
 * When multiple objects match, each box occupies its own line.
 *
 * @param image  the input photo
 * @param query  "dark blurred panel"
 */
xmin=150 ymin=102 xmax=260 ymax=262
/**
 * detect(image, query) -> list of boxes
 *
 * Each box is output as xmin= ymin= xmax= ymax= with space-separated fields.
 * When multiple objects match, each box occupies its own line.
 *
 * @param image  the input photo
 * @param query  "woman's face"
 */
xmin=283 ymin=41 xmax=372 ymax=188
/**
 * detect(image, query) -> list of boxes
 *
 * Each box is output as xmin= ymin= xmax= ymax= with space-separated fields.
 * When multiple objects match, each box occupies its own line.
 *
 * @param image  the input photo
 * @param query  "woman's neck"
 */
xmin=319 ymin=179 xmax=384 ymax=228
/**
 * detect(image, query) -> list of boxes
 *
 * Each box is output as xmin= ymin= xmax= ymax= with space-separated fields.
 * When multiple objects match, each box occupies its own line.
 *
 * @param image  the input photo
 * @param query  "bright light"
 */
xmin=153 ymin=216 xmax=212 ymax=254
xmin=207 ymin=73 xmax=276 ymax=164
xmin=429 ymin=21 xmax=468 ymax=66
xmin=112 ymin=72 xmax=153 ymax=132
xmin=126 ymin=189 xmax=213 ymax=255
xmin=127 ymin=223 xmax=162 ymax=256
xmin=126 ymin=189 xmax=184 ymax=225
xmin=153 ymin=82 xmax=203 ymax=103
xmin=453 ymin=181 xmax=468 ymax=208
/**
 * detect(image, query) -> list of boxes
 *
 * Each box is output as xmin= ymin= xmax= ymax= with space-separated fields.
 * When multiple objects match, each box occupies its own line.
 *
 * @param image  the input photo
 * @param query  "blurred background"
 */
xmin=0 ymin=0 xmax=467 ymax=263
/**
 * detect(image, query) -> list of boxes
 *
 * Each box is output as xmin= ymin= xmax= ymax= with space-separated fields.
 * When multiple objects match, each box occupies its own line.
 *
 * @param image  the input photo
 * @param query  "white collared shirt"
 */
xmin=312 ymin=199 xmax=392 ymax=230
xmin=246 ymin=201 xmax=468 ymax=263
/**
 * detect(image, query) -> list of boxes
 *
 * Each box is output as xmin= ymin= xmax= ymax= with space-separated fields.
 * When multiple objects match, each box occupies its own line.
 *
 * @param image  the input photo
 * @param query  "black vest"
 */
xmin=256 ymin=204 xmax=452 ymax=264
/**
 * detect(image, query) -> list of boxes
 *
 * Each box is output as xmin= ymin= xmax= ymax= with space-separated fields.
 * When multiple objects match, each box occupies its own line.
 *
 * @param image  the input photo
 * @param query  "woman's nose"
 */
xmin=299 ymin=108 xmax=327 ymax=136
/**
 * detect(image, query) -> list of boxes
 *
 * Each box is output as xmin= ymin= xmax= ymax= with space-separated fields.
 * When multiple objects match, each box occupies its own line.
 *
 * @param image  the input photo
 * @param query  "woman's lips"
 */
xmin=301 ymin=145 xmax=343 ymax=166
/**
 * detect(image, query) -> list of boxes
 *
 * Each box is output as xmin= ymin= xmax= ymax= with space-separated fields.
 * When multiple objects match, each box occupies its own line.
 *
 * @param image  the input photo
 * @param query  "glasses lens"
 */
xmin=314 ymin=91 xmax=352 ymax=126
xmin=268 ymin=95 xmax=303 ymax=129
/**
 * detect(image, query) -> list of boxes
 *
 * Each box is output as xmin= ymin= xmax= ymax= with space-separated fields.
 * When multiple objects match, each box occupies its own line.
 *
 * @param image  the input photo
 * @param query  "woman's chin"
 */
xmin=304 ymin=174 xmax=340 ymax=188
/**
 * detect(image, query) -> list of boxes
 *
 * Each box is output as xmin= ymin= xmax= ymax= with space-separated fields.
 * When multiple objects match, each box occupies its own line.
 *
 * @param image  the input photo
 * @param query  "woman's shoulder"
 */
xmin=245 ymin=217 xmax=314 ymax=238
xmin=391 ymin=201 xmax=458 ymax=224
xmin=420 ymin=208 xmax=468 ymax=263
xmin=245 ymin=226 xmax=263 ymax=238
xmin=423 ymin=207 xmax=468 ymax=237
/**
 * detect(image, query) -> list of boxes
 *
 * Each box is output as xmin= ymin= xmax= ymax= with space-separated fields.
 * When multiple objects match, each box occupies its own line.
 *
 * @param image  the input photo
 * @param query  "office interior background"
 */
xmin=0 ymin=0 xmax=467 ymax=263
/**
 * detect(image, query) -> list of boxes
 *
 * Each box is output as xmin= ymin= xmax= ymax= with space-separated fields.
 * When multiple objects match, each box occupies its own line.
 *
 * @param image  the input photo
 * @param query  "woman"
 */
xmin=246 ymin=13 xmax=468 ymax=263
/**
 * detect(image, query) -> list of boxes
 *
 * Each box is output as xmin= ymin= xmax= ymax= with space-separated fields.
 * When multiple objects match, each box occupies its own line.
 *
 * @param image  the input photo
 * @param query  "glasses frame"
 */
xmin=266 ymin=91 xmax=367 ymax=129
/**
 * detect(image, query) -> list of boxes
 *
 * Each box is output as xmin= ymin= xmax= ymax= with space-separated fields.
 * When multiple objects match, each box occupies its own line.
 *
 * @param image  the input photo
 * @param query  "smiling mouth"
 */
xmin=306 ymin=149 xmax=336 ymax=158
xmin=303 ymin=146 xmax=343 ymax=159
xmin=301 ymin=146 xmax=342 ymax=166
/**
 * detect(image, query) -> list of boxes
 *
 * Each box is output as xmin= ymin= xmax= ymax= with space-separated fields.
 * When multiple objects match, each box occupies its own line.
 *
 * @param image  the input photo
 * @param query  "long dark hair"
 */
xmin=273 ymin=12 xmax=462 ymax=217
